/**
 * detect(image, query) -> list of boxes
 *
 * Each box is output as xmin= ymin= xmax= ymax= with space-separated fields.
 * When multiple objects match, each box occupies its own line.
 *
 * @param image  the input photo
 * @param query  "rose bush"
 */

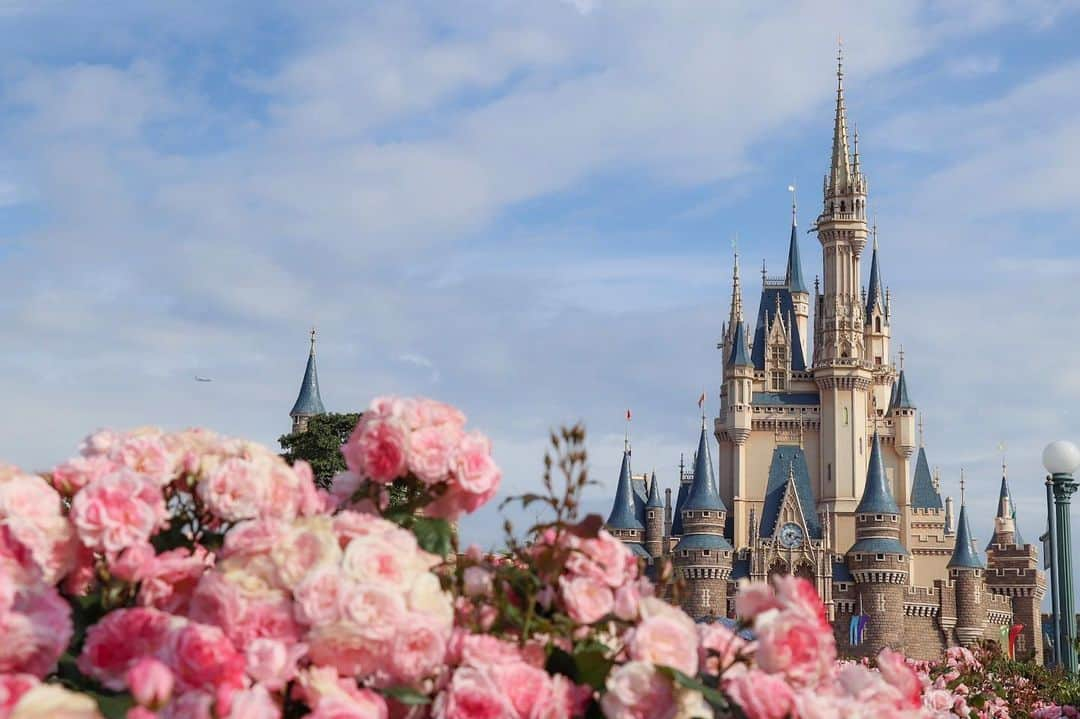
xmin=0 ymin=395 xmax=1071 ymax=718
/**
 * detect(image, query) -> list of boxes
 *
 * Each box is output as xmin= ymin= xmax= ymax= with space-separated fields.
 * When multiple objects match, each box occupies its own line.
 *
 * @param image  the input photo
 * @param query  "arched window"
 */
xmin=875 ymin=316 xmax=881 ymax=332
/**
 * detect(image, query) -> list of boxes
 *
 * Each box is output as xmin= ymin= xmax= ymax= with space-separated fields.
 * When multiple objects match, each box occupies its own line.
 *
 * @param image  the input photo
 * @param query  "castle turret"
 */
xmin=948 ymin=487 xmax=986 ymax=648
xmin=290 ymin=328 xmax=327 ymax=433
xmin=674 ymin=422 xmax=733 ymax=619
xmin=846 ymin=433 xmax=909 ymax=656
xmin=944 ymin=495 xmax=955 ymax=535
xmin=605 ymin=449 xmax=647 ymax=558
xmin=664 ymin=487 xmax=673 ymax=539
xmin=864 ymin=228 xmax=894 ymax=414
xmin=645 ymin=471 xmax=665 ymax=558
xmin=985 ymin=463 xmax=1046 ymax=661
xmin=719 ymin=252 xmax=754 ymax=549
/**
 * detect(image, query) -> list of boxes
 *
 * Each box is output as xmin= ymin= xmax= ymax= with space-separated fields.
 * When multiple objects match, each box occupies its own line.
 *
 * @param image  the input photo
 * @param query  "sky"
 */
xmin=1 ymin=1 xmax=1080 ymax=582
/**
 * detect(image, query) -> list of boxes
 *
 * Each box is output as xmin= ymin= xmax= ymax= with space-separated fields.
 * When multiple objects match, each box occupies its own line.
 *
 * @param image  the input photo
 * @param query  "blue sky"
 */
xmin=0 ymin=1 xmax=1079 ymax=584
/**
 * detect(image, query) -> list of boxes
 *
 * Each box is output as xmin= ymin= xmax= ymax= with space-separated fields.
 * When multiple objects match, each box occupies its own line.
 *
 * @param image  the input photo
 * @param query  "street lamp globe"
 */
xmin=1043 ymin=440 xmax=1080 ymax=475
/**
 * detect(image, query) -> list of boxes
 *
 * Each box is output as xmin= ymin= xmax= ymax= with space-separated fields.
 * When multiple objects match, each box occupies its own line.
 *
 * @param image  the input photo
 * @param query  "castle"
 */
xmin=604 ymin=54 xmax=1047 ymax=662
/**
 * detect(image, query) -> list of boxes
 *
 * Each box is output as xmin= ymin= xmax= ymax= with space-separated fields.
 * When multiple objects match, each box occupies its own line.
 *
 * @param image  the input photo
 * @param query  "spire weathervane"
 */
xmin=960 ymin=468 xmax=966 ymax=504
xmin=918 ymin=413 xmax=925 ymax=447
xmin=309 ymin=327 xmax=317 ymax=355
xmin=788 ymin=183 xmax=797 ymax=224
xmin=761 ymin=259 xmax=767 ymax=286
xmin=898 ymin=345 xmax=905 ymax=371
xmin=624 ymin=409 xmax=632 ymax=454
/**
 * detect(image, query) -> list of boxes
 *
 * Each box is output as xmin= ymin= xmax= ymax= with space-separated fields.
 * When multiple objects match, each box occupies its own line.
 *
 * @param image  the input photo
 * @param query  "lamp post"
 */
xmin=1043 ymin=440 xmax=1080 ymax=674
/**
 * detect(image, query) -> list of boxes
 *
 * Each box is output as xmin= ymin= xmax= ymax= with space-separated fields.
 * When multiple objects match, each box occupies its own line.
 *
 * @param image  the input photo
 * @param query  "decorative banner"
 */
xmin=849 ymin=614 xmax=869 ymax=646
xmin=1008 ymin=624 xmax=1025 ymax=659
xmin=999 ymin=624 xmax=1009 ymax=650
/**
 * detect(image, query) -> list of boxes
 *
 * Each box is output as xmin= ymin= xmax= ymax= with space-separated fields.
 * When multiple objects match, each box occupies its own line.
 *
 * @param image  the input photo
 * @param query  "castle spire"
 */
xmin=290 ymin=327 xmax=326 ymax=428
xmin=865 ymin=224 xmax=883 ymax=319
xmin=646 ymin=470 xmax=664 ymax=509
xmin=785 ymin=186 xmax=808 ymax=293
xmin=828 ymin=42 xmax=853 ymax=196
xmin=948 ymin=490 xmax=984 ymax=569
xmin=606 ymin=449 xmax=643 ymax=530
xmin=729 ymin=247 xmax=744 ymax=325
xmin=855 ymin=433 xmax=900 ymax=515
xmin=683 ymin=424 xmax=725 ymax=512
xmin=987 ymin=462 xmax=1025 ymax=548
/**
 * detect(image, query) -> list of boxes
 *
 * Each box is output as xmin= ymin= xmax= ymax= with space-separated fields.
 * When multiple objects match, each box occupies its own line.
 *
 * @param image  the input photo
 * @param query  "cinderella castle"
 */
xmin=603 ymin=54 xmax=1047 ymax=662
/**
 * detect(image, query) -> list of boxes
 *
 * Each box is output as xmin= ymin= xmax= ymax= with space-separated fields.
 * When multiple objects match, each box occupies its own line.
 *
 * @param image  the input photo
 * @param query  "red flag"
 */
xmin=697 ymin=392 xmax=706 ymax=409
xmin=626 ymin=409 xmax=632 ymax=421
xmin=1008 ymin=624 xmax=1024 ymax=659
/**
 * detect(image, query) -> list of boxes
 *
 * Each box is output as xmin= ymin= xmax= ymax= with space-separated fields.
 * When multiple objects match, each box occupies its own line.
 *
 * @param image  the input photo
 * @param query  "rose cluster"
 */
xmin=340 ymin=397 xmax=501 ymax=520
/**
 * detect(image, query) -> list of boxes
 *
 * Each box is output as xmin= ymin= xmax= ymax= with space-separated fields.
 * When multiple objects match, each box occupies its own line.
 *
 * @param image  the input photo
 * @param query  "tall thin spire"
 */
xmin=606 ymin=449 xmax=643 ymax=530
xmin=729 ymin=246 xmax=744 ymax=324
xmin=949 ymin=476 xmax=984 ymax=569
xmin=828 ymin=41 xmax=853 ymax=196
xmin=785 ymin=185 xmax=808 ymax=293
xmin=865 ymin=223 xmax=883 ymax=319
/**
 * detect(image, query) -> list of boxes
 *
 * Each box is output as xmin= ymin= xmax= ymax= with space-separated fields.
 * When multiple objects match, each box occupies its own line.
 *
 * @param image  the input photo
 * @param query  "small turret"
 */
xmin=986 ymin=464 xmax=1024 ymax=550
xmin=290 ymin=328 xmax=327 ymax=433
xmin=786 ymin=189 xmax=810 ymax=359
xmin=645 ymin=471 xmax=665 ymax=558
xmin=948 ymin=482 xmax=986 ymax=647
xmin=944 ymin=495 xmax=955 ymax=535
xmin=674 ymin=422 xmax=733 ymax=619
xmin=890 ymin=369 xmax=916 ymax=459
xmin=664 ymin=487 xmax=673 ymax=538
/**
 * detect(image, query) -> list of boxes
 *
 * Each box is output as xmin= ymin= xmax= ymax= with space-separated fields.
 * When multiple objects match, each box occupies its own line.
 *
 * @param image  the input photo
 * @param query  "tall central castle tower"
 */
xmin=605 ymin=50 xmax=1045 ymax=662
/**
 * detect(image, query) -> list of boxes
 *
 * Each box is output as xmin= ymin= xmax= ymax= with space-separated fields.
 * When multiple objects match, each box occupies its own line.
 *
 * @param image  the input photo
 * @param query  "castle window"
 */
xmin=875 ymin=514 xmax=883 ymax=521
xmin=703 ymin=550 xmax=710 ymax=556
xmin=898 ymin=555 xmax=904 ymax=561
xmin=854 ymin=554 xmax=862 ymax=561
xmin=875 ymin=355 xmax=882 ymax=365
xmin=876 ymin=554 xmax=885 ymax=561
xmin=875 ymin=317 xmax=881 ymax=332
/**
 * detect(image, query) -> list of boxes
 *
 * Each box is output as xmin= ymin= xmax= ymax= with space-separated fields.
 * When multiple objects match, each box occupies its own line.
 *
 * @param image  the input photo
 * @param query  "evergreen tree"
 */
xmin=279 ymin=412 xmax=360 ymax=488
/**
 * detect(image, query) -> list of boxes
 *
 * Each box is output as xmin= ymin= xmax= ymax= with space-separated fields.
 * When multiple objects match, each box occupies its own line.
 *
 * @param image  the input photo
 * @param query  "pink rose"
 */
xmin=772 ymin=575 xmax=827 ymax=625
xmin=698 ymin=622 xmax=751 ymax=676
xmin=390 ymin=617 xmax=447 ymax=683
xmin=127 ymin=657 xmax=174 ymax=709
xmin=78 ymin=608 xmax=177 ymax=690
xmin=0 ymin=674 xmax=38 ymax=715
xmin=753 ymin=608 xmax=835 ymax=685
xmin=613 ymin=583 xmax=640 ymax=622
xmin=197 ymin=458 xmax=267 ymax=522
xmin=734 ymin=581 xmax=781 ymax=622
xmin=600 ymin=661 xmax=674 ymax=719
xmin=463 ymin=566 xmax=493 ymax=598
xmin=628 ymin=609 xmax=699 ymax=676
xmin=8 ymin=683 xmax=102 ymax=719
xmin=449 ymin=432 xmax=500 ymax=496
xmin=138 ymin=545 xmax=214 ymax=614
xmin=111 ymin=435 xmax=176 ymax=486
xmin=343 ymin=419 xmax=408 ymax=484
xmin=223 ymin=684 xmax=278 ymax=719
xmin=559 ymin=575 xmax=614 ymax=625
xmin=408 ymin=425 xmax=461 ymax=485
xmin=490 ymin=662 xmax=554 ymax=719
xmin=724 ymin=669 xmax=795 ymax=719
xmin=876 ymin=648 xmax=920 ymax=708
xmin=71 ymin=470 xmax=166 ymax=554
xmin=433 ymin=666 xmax=511 ymax=719
xmin=166 ymin=622 xmax=246 ymax=695
xmin=244 ymin=638 xmax=307 ymax=691
xmin=111 ymin=543 xmax=157 ymax=582
xmin=293 ymin=568 xmax=347 ymax=626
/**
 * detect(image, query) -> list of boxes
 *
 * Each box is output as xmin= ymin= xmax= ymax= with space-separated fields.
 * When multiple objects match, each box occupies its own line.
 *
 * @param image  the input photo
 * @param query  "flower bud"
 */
xmin=126 ymin=657 xmax=173 ymax=709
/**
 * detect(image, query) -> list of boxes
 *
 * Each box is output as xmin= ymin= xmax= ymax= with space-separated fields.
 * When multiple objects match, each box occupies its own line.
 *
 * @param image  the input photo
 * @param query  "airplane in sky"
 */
xmin=194 ymin=376 xmax=213 ymax=383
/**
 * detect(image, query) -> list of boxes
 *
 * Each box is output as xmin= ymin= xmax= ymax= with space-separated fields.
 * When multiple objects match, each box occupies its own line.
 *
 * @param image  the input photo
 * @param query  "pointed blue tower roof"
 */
xmin=910 ymin=447 xmax=943 ymax=510
xmin=646 ymin=471 xmax=664 ymax=508
xmin=986 ymin=472 xmax=1025 ymax=549
xmin=891 ymin=370 xmax=914 ymax=410
xmin=683 ymin=425 xmax=726 ymax=511
xmin=290 ymin=330 xmax=326 ymax=417
xmin=606 ymin=450 xmax=644 ymax=530
xmin=865 ymin=236 xmax=883 ymax=319
xmin=855 ymin=433 xmax=900 ymax=515
xmin=949 ymin=502 xmax=984 ymax=569
xmin=727 ymin=320 xmax=751 ymax=367
xmin=785 ymin=218 xmax=808 ymax=294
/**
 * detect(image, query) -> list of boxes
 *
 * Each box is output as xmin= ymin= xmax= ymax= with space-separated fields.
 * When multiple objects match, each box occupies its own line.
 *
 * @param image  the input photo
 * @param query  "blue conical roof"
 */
xmin=865 ymin=241 xmax=883 ymax=319
xmin=606 ymin=451 xmax=643 ymax=530
xmin=891 ymin=371 xmax=914 ymax=410
xmin=910 ymin=447 xmax=943 ymax=510
xmin=986 ymin=473 xmax=1025 ymax=549
xmin=290 ymin=343 xmax=326 ymax=417
xmin=727 ymin=320 xmax=751 ymax=367
xmin=683 ymin=426 xmax=725 ymax=511
xmin=948 ymin=503 xmax=984 ymax=569
xmin=785 ymin=220 xmax=808 ymax=294
xmin=646 ymin=471 xmax=664 ymax=508
xmin=855 ymin=433 xmax=900 ymax=515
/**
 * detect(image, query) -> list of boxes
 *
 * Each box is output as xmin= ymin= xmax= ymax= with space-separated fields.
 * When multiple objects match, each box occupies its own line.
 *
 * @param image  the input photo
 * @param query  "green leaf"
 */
xmin=381 ymin=686 xmax=432 ymax=705
xmin=545 ymin=647 xmax=579 ymax=681
xmin=411 ymin=517 xmax=453 ymax=557
xmin=659 ymin=667 xmax=731 ymax=711
xmin=92 ymin=692 xmax=134 ymax=719
xmin=573 ymin=648 xmax=614 ymax=690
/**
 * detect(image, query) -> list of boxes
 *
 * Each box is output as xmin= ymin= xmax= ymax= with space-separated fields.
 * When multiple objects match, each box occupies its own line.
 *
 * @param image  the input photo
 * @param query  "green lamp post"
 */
xmin=1043 ymin=440 xmax=1080 ymax=674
